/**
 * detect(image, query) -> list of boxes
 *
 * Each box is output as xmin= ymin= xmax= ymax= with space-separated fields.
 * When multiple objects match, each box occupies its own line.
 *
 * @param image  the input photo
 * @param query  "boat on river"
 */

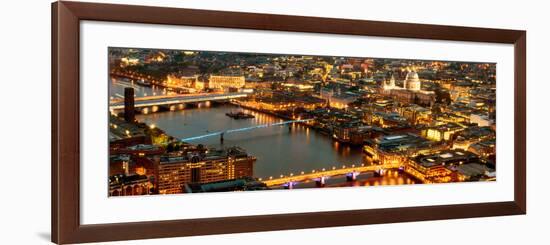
xmin=226 ymin=111 xmax=255 ymax=119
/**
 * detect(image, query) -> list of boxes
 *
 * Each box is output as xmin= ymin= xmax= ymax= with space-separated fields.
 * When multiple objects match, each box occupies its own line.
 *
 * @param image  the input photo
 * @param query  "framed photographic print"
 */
xmin=52 ymin=1 xmax=526 ymax=244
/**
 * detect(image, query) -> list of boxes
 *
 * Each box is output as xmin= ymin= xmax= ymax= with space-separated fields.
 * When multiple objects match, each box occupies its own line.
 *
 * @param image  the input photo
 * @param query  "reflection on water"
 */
xmin=339 ymin=170 xmax=418 ymax=187
xmin=136 ymin=103 xmax=367 ymax=178
xmin=110 ymin=78 xmax=167 ymax=99
xmin=113 ymin=78 xmax=417 ymax=185
xmin=281 ymin=170 xmax=419 ymax=189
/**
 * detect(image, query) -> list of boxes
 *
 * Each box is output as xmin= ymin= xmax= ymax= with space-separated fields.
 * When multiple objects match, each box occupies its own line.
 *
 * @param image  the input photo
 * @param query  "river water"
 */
xmin=136 ymin=104 xmax=367 ymax=179
xmin=110 ymin=79 xmax=367 ymax=178
xmin=109 ymin=77 xmax=167 ymax=99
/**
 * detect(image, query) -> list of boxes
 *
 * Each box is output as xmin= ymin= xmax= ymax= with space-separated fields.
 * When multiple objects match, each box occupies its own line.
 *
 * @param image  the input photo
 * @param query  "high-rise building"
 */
xmin=124 ymin=87 xmax=135 ymax=122
xmin=154 ymin=147 xmax=256 ymax=194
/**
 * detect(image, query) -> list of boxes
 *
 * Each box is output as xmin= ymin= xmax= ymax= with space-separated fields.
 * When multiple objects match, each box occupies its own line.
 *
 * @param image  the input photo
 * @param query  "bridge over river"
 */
xmin=261 ymin=162 xmax=405 ymax=187
xmin=109 ymin=92 xmax=249 ymax=110
xmin=180 ymin=119 xmax=314 ymax=142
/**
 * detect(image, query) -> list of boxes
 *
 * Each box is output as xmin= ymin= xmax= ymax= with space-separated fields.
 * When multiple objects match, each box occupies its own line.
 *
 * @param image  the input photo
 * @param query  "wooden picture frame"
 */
xmin=52 ymin=1 xmax=526 ymax=244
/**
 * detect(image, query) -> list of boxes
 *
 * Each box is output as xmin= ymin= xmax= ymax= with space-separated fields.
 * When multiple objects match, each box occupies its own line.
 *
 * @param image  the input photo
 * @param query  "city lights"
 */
xmin=107 ymin=47 xmax=496 ymax=196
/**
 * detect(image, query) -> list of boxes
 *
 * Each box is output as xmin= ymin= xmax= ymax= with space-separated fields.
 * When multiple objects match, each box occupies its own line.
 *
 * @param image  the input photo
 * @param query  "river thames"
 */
xmin=136 ymin=104 xmax=366 ymax=179
xmin=112 ymin=79 xmax=418 ymax=185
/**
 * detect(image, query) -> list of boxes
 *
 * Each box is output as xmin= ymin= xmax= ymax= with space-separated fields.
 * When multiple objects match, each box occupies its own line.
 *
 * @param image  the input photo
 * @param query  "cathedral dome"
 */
xmin=404 ymin=71 xmax=421 ymax=91
xmin=406 ymin=71 xmax=419 ymax=81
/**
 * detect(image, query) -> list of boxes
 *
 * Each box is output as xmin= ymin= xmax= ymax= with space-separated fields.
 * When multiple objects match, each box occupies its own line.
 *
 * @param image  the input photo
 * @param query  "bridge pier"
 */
xmin=398 ymin=166 xmax=405 ymax=173
xmin=346 ymin=171 xmax=358 ymax=181
xmin=374 ymin=169 xmax=385 ymax=177
xmin=284 ymin=182 xmax=294 ymax=189
xmin=151 ymin=105 xmax=159 ymax=113
xmin=315 ymin=176 xmax=326 ymax=187
xmin=141 ymin=107 xmax=149 ymax=115
xmin=168 ymin=103 xmax=185 ymax=111
xmin=220 ymin=133 xmax=224 ymax=144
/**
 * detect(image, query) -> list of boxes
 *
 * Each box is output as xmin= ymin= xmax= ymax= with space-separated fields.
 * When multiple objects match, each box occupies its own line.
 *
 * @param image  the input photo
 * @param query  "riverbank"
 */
xmin=135 ymin=103 xmax=366 ymax=179
xmin=230 ymin=101 xmax=333 ymax=136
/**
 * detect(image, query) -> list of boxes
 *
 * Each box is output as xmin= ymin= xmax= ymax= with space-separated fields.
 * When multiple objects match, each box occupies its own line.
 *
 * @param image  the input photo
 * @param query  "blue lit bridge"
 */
xmin=180 ymin=119 xmax=313 ymax=142
xmin=262 ymin=162 xmax=405 ymax=187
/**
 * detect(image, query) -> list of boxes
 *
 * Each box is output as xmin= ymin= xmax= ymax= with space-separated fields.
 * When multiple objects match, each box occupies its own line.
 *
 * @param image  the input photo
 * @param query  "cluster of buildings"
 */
xmin=155 ymin=147 xmax=257 ymax=194
xmin=165 ymin=74 xmax=245 ymax=93
xmin=236 ymin=91 xmax=326 ymax=112
xmin=227 ymin=61 xmax=496 ymax=184
xmin=109 ymin=128 xmax=258 ymax=196
xmin=381 ymin=72 xmax=436 ymax=106
xmin=108 ymin=91 xmax=259 ymax=196
xmin=109 ymin=48 xmax=498 ymax=193
xmin=407 ymin=149 xmax=494 ymax=183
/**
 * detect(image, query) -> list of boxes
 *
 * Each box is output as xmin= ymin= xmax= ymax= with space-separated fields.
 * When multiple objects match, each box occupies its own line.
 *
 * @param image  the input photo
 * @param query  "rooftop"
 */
xmin=159 ymin=146 xmax=251 ymax=164
xmin=109 ymin=174 xmax=149 ymax=187
xmin=456 ymin=163 xmax=491 ymax=177
xmin=374 ymin=133 xmax=432 ymax=153
xmin=415 ymin=149 xmax=478 ymax=168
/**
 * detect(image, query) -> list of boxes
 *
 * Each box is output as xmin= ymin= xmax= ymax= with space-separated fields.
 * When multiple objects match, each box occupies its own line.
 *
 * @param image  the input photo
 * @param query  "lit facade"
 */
xmin=380 ymin=71 xmax=436 ymax=106
xmin=209 ymin=75 xmax=246 ymax=89
xmin=399 ymin=105 xmax=432 ymax=125
xmin=109 ymin=174 xmax=151 ymax=196
xmin=319 ymin=87 xmax=358 ymax=109
xmin=422 ymin=123 xmax=464 ymax=142
xmin=155 ymin=149 xmax=256 ymax=194
xmin=403 ymin=71 xmax=421 ymax=91
xmin=363 ymin=134 xmax=440 ymax=165
xmin=407 ymin=149 xmax=482 ymax=183
xmin=166 ymin=74 xmax=198 ymax=89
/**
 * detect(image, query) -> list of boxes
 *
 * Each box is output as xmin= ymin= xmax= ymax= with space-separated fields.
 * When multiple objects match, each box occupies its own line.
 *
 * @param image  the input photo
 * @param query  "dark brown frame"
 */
xmin=52 ymin=1 xmax=526 ymax=244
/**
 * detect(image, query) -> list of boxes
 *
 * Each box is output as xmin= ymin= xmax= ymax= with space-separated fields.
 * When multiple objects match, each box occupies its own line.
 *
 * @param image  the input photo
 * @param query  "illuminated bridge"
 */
xmin=261 ymin=162 xmax=404 ymax=187
xmin=109 ymin=92 xmax=249 ymax=110
xmin=180 ymin=119 xmax=313 ymax=142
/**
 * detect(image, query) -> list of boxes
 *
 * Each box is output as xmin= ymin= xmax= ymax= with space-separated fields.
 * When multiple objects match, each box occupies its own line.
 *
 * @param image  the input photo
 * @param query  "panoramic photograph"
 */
xmin=107 ymin=47 xmax=497 ymax=196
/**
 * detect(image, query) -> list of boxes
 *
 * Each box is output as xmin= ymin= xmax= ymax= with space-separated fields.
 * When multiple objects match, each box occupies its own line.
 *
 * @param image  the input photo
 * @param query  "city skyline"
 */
xmin=108 ymin=47 xmax=496 ymax=196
